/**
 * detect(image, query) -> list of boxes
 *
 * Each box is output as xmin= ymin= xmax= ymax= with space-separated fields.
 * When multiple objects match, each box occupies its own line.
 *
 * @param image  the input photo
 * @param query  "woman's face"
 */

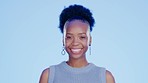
xmin=64 ymin=20 xmax=91 ymax=59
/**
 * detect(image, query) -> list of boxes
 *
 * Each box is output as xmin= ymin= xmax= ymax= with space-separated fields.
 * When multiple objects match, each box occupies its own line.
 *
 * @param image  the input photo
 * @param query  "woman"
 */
xmin=39 ymin=4 xmax=115 ymax=83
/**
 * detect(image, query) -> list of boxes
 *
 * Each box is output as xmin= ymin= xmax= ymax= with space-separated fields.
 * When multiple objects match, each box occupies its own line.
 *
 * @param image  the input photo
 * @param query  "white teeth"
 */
xmin=71 ymin=49 xmax=81 ymax=53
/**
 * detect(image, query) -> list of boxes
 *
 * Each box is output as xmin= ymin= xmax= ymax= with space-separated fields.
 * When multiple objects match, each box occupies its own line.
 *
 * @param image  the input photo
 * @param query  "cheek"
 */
xmin=84 ymin=43 xmax=89 ymax=48
xmin=65 ymin=41 xmax=72 ymax=48
xmin=80 ymin=41 xmax=89 ymax=48
xmin=82 ymin=39 xmax=89 ymax=46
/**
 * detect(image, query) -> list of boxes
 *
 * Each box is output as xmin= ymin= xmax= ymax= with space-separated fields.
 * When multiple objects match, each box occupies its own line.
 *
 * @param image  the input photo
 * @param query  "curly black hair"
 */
xmin=59 ymin=4 xmax=95 ymax=33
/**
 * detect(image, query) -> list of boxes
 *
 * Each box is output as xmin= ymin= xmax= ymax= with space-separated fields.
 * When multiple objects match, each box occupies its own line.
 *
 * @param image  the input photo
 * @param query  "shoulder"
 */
xmin=39 ymin=68 xmax=50 ymax=83
xmin=106 ymin=70 xmax=115 ymax=83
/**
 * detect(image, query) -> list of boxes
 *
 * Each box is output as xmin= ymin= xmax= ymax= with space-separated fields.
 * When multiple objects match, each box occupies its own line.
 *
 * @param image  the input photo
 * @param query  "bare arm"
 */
xmin=39 ymin=68 xmax=49 ymax=83
xmin=106 ymin=70 xmax=115 ymax=83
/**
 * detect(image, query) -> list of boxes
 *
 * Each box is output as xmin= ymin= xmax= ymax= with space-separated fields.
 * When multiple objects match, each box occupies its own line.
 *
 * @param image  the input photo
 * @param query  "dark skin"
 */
xmin=39 ymin=20 xmax=115 ymax=83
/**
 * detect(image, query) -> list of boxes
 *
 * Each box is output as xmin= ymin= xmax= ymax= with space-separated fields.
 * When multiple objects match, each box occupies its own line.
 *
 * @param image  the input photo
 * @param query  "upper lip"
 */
xmin=71 ymin=48 xmax=82 ymax=49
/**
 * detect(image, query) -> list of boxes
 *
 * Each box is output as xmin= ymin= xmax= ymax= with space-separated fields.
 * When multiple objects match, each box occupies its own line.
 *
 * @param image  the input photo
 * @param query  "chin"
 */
xmin=70 ymin=54 xmax=82 ymax=58
xmin=68 ymin=52 xmax=86 ymax=59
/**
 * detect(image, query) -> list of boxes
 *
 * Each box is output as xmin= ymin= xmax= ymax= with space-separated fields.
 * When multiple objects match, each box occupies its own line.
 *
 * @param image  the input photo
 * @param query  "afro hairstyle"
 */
xmin=59 ymin=4 xmax=95 ymax=33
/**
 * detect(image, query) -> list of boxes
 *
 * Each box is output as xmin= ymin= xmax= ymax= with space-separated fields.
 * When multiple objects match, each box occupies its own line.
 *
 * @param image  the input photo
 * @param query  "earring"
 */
xmin=89 ymin=45 xmax=91 ymax=55
xmin=61 ymin=46 xmax=65 ymax=55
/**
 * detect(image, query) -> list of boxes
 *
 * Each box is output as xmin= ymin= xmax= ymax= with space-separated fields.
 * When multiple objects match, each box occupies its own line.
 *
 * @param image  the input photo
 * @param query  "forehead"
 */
xmin=65 ymin=20 xmax=90 ymax=33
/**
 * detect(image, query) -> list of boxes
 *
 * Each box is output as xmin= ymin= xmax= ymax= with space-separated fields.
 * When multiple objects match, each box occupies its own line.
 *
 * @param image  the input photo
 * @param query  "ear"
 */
xmin=89 ymin=36 xmax=92 ymax=46
xmin=62 ymin=37 xmax=64 ymax=46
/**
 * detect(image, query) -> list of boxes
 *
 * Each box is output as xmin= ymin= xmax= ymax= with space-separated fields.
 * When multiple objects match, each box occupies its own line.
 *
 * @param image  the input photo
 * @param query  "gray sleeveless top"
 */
xmin=48 ymin=61 xmax=106 ymax=83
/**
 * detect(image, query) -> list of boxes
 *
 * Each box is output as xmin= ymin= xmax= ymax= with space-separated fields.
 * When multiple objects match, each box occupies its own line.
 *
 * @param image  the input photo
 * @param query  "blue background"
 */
xmin=0 ymin=0 xmax=148 ymax=83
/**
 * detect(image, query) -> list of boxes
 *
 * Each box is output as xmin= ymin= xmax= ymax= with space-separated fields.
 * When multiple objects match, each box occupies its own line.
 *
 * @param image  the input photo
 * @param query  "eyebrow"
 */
xmin=66 ymin=32 xmax=86 ymax=35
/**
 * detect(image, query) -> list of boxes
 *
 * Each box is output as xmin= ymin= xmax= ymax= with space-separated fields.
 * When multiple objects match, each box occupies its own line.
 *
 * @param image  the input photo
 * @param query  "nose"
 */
xmin=72 ymin=37 xmax=79 ymax=46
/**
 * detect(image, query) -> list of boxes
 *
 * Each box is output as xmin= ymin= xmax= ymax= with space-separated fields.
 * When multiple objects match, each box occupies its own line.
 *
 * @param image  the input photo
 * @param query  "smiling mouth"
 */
xmin=71 ymin=48 xmax=82 ymax=54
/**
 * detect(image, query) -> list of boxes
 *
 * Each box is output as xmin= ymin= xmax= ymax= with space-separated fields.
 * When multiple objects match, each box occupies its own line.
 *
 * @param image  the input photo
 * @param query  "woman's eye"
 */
xmin=80 ymin=36 xmax=86 ymax=39
xmin=66 ymin=36 xmax=72 ymax=39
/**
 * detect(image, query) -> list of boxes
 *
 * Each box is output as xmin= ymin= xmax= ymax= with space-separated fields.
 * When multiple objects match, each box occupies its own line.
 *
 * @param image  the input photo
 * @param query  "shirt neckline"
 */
xmin=61 ymin=61 xmax=95 ymax=74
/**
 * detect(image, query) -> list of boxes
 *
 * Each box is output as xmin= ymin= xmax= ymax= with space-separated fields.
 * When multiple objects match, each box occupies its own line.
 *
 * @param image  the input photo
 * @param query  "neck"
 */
xmin=67 ymin=57 xmax=88 ymax=68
